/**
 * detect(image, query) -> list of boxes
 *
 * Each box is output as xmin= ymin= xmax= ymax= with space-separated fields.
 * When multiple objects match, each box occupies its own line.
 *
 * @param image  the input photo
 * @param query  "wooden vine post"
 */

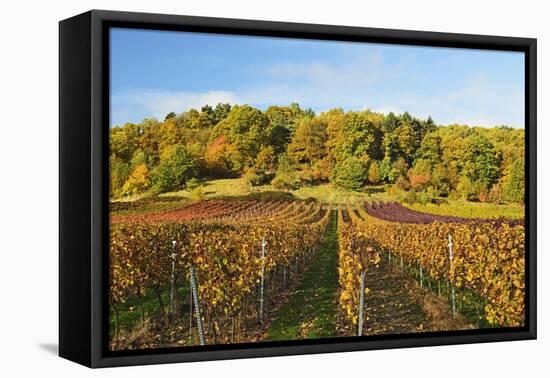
xmin=358 ymin=270 xmax=366 ymax=336
xmin=189 ymin=265 xmax=205 ymax=345
xmin=170 ymin=240 xmax=176 ymax=315
xmin=259 ymin=237 xmax=267 ymax=323
xmin=189 ymin=280 xmax=193 ymax=343
xmin=448 ymin=234 xmax=456 ymax=317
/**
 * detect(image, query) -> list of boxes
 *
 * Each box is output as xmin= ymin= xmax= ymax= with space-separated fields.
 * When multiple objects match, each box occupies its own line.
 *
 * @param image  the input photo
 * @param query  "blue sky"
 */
xmin=110 ymin=28 xmax=525 ymax=128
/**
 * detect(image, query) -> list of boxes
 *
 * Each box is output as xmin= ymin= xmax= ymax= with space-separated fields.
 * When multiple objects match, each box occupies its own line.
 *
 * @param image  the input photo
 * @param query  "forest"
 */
xmin=109 ymin=103 xmax=525 ymax=205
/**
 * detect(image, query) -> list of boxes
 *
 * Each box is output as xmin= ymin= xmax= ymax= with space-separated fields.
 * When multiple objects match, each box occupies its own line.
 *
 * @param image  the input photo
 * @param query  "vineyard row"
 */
xmin=109 ymin=201 xmax=332 ymax=347
xmin=337 ymin=203 xmax=525 ymax=329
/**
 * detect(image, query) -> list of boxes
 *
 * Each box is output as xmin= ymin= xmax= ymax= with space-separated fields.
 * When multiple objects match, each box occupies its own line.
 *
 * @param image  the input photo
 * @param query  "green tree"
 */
xmin=110 ymin=123 xmax=141 ymax=162
xmin=395 ymin=121 xmax=416 ymax=165
xmin=265 ymin=105 xmax=295 ymax=130
xmin=502 ymin=158 xmax=525 ymax=203
xmin=265 ymin=105 xmax=305 ymax=151
xmin=381 ymin=112 xmax=400 ymax=134
xmin=130 ymin=149 xmax=149 ymax=169
xmin=164 ymin=112 xmax=176 ymax=121
xmin=431 ymin=163 xmax=458 ymax=197
xmin=153 ymin=145 xmax=198 ymax=192
xmin=457 ymin=175 xmax=483 ymax=201
xmin=331 ymin=156 xmax=367 ymax=190
xmin=382 ymin=131 xmax=400 ymax=162
xmin=184 ymin=108 xmax=215 ymax=129
xmin=416 ymin=133 xmax=442 ymax=167
xmin=201 ymin=104 xmax=216 ymax=121
xmin=110 ymin=155 xmax=131 ymax=197
xmin=269 ymin=124 xmax=292 ymax=154
xmin=378 ymin=157 xmax=393 ymax=183
xmin=271 ymin=153 xmax=300 ymax=190
xmin=334 ymin=111 xmax=380 ymax=163
xmin=379 ymin=156 xmax=408 ymax=184
xmin=422 ymin=116 xmax=438 ymax=139
xmin=214 ymin=103 xmax=232 ymax=123
xmin=462 ymin=133 xmax=501 ymax=189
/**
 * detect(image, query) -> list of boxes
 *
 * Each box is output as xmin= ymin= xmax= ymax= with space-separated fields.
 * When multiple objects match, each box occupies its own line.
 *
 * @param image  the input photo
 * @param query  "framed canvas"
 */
xmin=59 ymin=9 xmax=537 ymax=368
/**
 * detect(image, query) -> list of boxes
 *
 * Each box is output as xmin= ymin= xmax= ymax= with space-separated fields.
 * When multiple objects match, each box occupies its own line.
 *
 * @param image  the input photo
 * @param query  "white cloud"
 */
xmin=111 ymin=89 xmax=238 ymax=125
xmin=385 ymin=76 xmax=525 ymax=127
xmin=111 ymin=53 xmax=524 ymax=128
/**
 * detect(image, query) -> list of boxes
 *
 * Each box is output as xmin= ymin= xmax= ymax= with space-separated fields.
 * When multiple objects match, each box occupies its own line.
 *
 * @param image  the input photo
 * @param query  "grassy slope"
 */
xmin=264 ymin=211 xmax=339 ymax=341
xmin=111 ymin=177 xmax=524 ymax=220
xmin=161 ymin=177 xmax=392 ymax=204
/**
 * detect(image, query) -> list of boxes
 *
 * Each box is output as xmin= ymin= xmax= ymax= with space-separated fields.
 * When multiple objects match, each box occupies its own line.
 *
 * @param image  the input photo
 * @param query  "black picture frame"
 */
xmin=59 ymin=9 xmax=537 ymax=368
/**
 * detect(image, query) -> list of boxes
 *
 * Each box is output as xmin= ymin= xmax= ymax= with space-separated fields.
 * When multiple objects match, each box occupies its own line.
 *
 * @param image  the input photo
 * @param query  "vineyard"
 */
xmin=110 ymin=199 xmax=332 ymax=349
xmin=109 ymin=198 xmax=525 ymax=350
xmin=337 ymin=202 xmax=525 ymax=334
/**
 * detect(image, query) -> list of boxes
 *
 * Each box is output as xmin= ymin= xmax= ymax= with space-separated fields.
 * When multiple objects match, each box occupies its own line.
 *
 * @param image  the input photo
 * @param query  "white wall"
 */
xmin=0 ymin=0 xmax=546 ymax=376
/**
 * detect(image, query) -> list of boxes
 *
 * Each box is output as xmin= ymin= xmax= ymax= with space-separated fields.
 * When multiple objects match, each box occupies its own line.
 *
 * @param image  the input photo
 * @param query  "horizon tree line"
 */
xmin=110 ymin=103 xmax=525 ymax=204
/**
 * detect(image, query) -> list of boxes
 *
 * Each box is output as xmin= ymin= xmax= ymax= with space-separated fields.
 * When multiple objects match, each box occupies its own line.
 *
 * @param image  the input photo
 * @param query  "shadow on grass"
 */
xmin=110 ymin=195 xmax=190 ymax=214
xmin=214 ymin=191 xmax=298 ymax=202
xmin=363 ymin=186 xmax=386 ymax=195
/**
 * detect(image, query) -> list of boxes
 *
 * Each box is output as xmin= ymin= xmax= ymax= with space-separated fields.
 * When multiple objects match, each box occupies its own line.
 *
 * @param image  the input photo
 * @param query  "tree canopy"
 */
xmin=110 ymin=103 xmax=525 ymax=204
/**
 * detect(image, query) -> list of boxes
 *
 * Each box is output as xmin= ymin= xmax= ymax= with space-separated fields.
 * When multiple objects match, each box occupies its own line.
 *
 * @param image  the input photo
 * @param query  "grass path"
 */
xmin=263 ymin=209 xmax=472 ymax=341
xmin=264 ymin=211 xmax=339 ymax=341
xmin=359 ymin=259 xmax=427 ymax=335
xmin=359 ymin=257 xmax=473 ymax=335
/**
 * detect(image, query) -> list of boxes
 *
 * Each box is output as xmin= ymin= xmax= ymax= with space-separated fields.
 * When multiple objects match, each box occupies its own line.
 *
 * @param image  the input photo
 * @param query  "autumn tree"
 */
xmin=122 ymin=164 xmax=150 ymax=196
xmin=255 ymin=146 xmax=277 ymax=172
xmin=108 ymin=103 xmax=525 ymax=203
xmin=138 ymin=118 xmax=163 ymax=165
xmin=287 ymin=118 xmax=328 ymax=166
xmin=213 ymin=105 xmax=270 ymax=171
xmin=204 ymin=135 xmax=238 ymax=177
xmin=407 ymin=159 xmax=432 ymax=190
xmin=367 ymin=160 xmax=381 ymax=184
